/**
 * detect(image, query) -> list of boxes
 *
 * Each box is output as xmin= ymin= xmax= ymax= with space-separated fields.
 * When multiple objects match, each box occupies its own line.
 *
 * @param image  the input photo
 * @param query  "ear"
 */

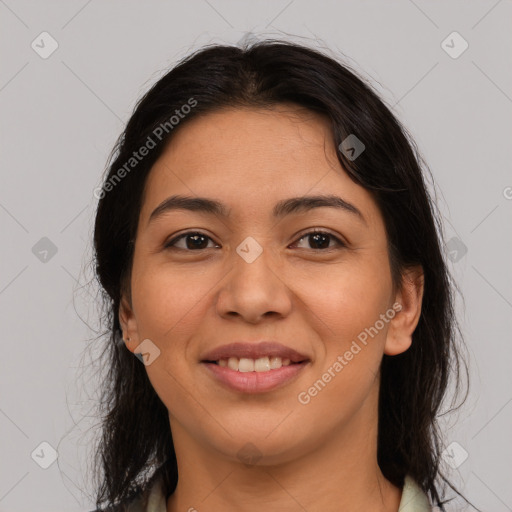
xmin=384 ymin=266 xmax=424 ymax=356
xmin=119 ymin=293 xmax=140 ymax=354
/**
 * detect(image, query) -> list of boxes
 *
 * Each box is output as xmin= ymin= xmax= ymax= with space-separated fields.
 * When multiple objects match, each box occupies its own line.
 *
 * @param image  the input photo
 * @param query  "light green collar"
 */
xmin=132 ymin=473 xmax=432 ymax=511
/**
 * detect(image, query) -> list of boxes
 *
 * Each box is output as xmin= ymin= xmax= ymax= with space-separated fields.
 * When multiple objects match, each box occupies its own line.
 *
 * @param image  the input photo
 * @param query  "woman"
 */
xmin=90 ymin=39 xmax=474 ymax=511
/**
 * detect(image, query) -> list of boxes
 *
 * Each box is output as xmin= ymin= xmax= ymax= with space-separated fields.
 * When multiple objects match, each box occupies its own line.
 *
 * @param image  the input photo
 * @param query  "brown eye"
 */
xmin=165 ymin=232 xmax=219 ymax=251
xmin=293 ymin=230 xmax=345 ymax=250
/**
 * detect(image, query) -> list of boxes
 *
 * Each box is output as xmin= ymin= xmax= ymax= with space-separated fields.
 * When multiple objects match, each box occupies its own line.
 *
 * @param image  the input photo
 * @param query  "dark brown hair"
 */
xmin=90 ymin=39 xmax=475 ymax=511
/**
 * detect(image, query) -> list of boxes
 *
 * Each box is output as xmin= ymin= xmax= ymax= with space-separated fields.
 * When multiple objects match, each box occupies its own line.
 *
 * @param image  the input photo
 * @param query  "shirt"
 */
xmin=122 ymin=473 xmax=432 ymax=511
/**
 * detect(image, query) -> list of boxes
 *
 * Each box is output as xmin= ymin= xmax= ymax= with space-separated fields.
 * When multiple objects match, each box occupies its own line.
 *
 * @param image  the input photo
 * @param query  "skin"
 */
xmin=119 ymin=104 xmax=424 ymax=512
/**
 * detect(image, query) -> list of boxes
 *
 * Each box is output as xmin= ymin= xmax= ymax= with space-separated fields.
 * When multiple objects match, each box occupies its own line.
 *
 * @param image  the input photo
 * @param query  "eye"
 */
xmin=292 ymin=229 xmax=346 ymax=251
xmin=164 ymin=231 xmax=219 ymax=251
xmin=164 ymin=229 xmax=346 ymax=252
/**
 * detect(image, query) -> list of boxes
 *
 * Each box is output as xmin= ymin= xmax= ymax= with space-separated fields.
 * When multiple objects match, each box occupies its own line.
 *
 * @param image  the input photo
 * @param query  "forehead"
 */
xmin=153 ymin=105 xmax=335 ymax=180
xmin=139 ymin=106 xmax=379 ymax=225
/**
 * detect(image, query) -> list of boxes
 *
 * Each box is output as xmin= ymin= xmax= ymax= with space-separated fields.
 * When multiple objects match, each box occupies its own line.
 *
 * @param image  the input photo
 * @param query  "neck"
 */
xmin=166 ymin=385 xmax=402 ymax=512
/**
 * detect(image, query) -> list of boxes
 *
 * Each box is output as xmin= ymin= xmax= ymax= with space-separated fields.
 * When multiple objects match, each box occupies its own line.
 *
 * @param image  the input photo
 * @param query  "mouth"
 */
xmin=201 ymin=356 xmax=310 ymax=394
xmin=199 ymin=341 xmax=311 ymax=393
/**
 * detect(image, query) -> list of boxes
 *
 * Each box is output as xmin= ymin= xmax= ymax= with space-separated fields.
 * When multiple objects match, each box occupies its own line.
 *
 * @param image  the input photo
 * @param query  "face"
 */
xmin=120 ymin=104 xmax=423 ymax=466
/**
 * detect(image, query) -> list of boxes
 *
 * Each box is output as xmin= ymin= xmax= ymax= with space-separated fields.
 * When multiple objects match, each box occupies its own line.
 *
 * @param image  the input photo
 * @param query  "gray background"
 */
xmin=1 ymin=1 xmax=511 ymax=510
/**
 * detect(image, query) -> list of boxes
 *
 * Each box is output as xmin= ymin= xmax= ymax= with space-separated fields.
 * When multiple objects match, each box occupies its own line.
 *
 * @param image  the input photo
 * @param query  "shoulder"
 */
xmin=399 ymin=475 xmax=433 ymax=511
xmin=128 ymin=474 xmax=167 ymax=512
xmin=90 ymin=474 xmax=167 ymax=512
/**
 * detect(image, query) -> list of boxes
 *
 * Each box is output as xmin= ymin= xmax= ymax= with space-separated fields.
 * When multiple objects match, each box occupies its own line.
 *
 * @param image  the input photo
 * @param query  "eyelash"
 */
xmin=164 ymin=229 xmax=346 ymax=252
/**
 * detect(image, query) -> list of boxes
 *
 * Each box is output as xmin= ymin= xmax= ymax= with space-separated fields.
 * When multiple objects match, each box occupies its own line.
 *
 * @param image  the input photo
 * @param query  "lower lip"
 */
xmin=201 ymin=361 xmax=309 ymax=393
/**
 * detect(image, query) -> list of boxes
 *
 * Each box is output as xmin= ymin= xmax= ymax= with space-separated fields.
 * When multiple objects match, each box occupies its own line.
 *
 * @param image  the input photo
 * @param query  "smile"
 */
xmin=201 ymin=359 xmax=310 ymax=393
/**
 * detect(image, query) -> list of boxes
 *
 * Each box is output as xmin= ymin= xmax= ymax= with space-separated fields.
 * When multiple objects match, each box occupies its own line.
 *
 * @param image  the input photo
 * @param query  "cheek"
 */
xmin=294 ymin=268 xmax=390 ymax=421
xmin=292 ymin=258 xmax=393 ymax=343
xmin=131 ymin=260 xmax=218 ymax=339
xmin=290 ymin=256 xmax=393 ymax=407
xmin=129 ymin=262 xmax=218 ymax=414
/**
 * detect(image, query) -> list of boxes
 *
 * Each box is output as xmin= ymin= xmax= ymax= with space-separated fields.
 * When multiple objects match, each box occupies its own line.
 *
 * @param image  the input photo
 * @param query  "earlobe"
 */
xmin=384 ymin=266 xmax=424 ymax=356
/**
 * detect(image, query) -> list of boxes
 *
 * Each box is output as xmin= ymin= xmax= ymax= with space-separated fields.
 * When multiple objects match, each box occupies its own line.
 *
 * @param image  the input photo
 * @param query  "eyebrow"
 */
xmin=147 ymin=194 xmax=366 ymax=226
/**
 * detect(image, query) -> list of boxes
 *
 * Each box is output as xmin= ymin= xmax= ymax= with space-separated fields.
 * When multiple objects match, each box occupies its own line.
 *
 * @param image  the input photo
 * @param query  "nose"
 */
xmin=215 ymin=241 xmax=293 ymax=324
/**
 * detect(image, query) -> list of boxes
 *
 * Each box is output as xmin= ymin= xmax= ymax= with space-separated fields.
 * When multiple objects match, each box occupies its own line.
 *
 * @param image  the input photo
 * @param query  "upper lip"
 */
xmin=200 ymin=341 xmax=310 ymax=363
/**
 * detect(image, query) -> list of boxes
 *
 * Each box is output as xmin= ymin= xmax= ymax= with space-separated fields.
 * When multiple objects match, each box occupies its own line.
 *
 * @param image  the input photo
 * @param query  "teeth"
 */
xmin=216 ymin=356 xmax=293 ymax=372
